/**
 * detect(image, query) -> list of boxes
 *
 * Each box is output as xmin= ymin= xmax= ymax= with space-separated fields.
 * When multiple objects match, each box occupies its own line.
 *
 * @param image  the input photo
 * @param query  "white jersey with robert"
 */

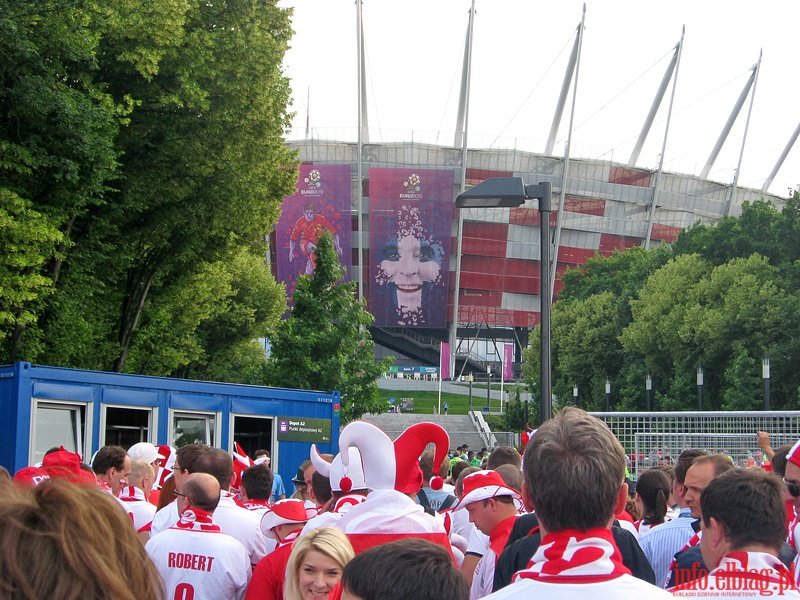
xmin=146 ymin=512 xmax=250 ymax=600
xmin=150 ymin=492 xmax=267 ymax=566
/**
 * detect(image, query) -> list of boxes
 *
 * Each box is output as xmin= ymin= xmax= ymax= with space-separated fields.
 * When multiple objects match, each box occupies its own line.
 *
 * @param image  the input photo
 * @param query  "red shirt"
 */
xmin=244 ymin=530 xmax=302 ymax=600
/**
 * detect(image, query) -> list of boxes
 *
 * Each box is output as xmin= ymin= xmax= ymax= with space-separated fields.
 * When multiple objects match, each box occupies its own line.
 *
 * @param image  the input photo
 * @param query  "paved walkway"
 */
xmin=360 ymin=412 xmax=488 ymax=449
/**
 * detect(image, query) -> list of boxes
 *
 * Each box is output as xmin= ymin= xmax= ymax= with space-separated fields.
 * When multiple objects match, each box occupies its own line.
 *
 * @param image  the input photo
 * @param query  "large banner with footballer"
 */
xmin=275 ymin=165 xmax=352 ymax=304
xmin=369 ymin=168 xmax=454 ymax=328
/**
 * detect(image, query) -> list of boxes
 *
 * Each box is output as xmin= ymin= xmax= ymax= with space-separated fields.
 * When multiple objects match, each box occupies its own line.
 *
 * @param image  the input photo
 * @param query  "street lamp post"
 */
xmin=763 ymin=353 xmax=770 ymax=411
xmin=486 ymin=366 xmax=491 ymax=411
xmin=646 ymin=370 xmax=652 ymax=411
xmin=697 ymin=363 xmax=704 ymax=411
xmin=572 ymin=382 xmax=578 ymax=407
xmin=456 ymin=178 xmax=553 ymax=422
xmin=605 ymin=377 xmax=611 ymax=411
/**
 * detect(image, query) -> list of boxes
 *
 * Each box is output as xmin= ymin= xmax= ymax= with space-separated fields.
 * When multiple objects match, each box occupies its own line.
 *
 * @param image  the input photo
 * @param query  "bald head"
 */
xmin=182 ymin=473 xmax=221 ymax=513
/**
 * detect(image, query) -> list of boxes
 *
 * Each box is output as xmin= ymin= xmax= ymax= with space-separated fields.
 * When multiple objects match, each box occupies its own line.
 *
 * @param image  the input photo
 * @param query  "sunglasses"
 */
xmin=174 ymin=490 xmax=188 ymax=499
xmin=784 ymin=478 xmax=800 ymax=498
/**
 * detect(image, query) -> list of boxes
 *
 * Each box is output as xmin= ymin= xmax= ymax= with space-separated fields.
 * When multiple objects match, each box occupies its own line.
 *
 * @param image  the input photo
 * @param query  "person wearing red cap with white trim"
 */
xmin=244 ymin=498 xmax=317 ymax=600
xmin=332 ymin=421 xmax=453 ymax=556
xmin=12 ymin=466 xmax=50 ymax=487
xmin=454 ymin=470 xmax=521 ymax=600
xmin=146 ymin=472 xmax=251 ymax=600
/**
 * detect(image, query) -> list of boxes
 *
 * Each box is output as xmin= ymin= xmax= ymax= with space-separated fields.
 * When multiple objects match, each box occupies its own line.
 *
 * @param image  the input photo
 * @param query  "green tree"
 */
xmin=3 ymin=0 xmax=297 ymax=378
xmin=263 ymin=232 xmax=392 ymax=423
xmin=502 ymin=385 xmax=527 ymax=432
xmin=721 ymin=343 xmax=763 ymax=411
xmin=0 ymin=0 xmax=123 ymax=359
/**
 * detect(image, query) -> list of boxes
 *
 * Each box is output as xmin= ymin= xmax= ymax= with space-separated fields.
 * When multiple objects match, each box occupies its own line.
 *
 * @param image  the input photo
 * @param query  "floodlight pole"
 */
xmin=455 ymin=178 xmax=552 ymax=421
xmin=535 ymin=183 xmax=553 ymax=422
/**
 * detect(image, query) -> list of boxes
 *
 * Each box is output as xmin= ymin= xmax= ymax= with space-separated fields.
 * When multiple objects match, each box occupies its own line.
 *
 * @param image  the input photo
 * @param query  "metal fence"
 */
xmin=590 ymin=411 xmax=800 ymax=480
xmin=491 ymin=432 xmax=517 ymax=447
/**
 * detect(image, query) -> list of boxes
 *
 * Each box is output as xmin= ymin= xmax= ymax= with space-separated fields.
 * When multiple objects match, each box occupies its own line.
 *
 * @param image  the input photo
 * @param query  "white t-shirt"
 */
xmin=150 ymin=492 xmax=267 ymax=566
xmin=146 ymin=525 xmax=250 ymax=600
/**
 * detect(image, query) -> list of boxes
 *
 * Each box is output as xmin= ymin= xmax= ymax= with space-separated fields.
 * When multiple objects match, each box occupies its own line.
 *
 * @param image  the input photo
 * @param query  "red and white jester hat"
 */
xmin=453 ymin=469 xmax=521 ymax=511
xmin=337 ymin=420 xmax=450 ymax=494
xmin=310 ymin=444 xmax=367 ymax=493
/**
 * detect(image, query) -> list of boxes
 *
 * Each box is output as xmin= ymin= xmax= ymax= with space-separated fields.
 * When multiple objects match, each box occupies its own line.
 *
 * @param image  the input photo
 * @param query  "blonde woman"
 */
xmin=283 ymin=527 xmax=354 ymax=600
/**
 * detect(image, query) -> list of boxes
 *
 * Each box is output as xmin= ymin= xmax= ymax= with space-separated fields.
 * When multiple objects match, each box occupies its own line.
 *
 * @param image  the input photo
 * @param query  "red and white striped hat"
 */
xmin=453 ymin=470 xmax=520 ymax=511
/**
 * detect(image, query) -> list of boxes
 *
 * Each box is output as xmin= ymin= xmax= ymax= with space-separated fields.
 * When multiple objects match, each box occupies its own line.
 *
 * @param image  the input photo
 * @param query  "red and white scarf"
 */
xmin=277 ymin=528 xmax=302 ymax=548
xmin=513 ymin=528 xmax=631 ymax=584
xmin=117 ymin=485 xmax=147 ymax=502
xmin=243 ymin=498 xmax=271 ymax=511
xmin=222 ymin=489 xmax=247 ymax=509
xmin=172 ymin=508 xmax=223 ymax=533
xmin=713 ymin=552 xmax=794 ymax=590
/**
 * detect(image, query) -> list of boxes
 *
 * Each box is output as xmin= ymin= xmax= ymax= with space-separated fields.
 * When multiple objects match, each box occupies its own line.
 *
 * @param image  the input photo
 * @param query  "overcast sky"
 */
xmin=277 ymin=1 xmax=800 ymax=197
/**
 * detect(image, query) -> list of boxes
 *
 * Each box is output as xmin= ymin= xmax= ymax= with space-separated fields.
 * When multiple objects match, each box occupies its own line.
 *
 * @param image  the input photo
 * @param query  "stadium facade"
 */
xmin=278 ymin=138 xmax=784 ymax=377
xmin=274 ymin=4 xmax=789 ymax=377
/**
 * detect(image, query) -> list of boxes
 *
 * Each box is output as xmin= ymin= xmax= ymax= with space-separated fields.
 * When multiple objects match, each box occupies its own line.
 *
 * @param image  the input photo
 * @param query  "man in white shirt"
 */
xmin=117 ymin=459 xmax=157 ymax=543
xmin=150 ymin=445 xmax=267 ymax=567
xmin=146 ymin=472 xmax=250 ymax=600
xmin=453 ymin=470 xmax=520 ymax=599
xmin=483 ymin=407 xmax=672 ymax=600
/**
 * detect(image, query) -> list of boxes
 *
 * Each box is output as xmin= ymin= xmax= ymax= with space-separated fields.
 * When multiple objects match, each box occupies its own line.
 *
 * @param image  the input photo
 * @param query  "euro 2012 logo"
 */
xmin=304 ymin=169 xmax=322 ymax=189
xmin=403 ymin=173 xmax=422 ymax=193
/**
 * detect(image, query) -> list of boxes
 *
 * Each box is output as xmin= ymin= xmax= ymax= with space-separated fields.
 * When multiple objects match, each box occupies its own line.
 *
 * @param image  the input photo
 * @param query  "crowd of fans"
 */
xmin=1 ymin=415 xmax=799 ymax=600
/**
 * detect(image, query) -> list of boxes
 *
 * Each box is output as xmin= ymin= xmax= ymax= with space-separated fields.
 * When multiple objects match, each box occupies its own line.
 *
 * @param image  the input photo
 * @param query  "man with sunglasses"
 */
xmin=783 ymin=440 xmax=800 ymax=584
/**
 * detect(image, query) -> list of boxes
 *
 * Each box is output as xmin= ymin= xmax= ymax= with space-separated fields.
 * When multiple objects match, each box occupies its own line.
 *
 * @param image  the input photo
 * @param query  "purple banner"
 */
xmin=441 ymin=342 xmax=451 ymax=380
xmin=369 ymin=168 xmax=454 ymax=328
xmin=275 ymin=165 xmax=352 ymax=303
xmin=503 ymin=343 xmax=513 ymax=381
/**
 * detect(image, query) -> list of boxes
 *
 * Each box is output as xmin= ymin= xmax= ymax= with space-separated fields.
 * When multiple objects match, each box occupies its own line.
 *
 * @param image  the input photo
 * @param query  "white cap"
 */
xmin=127 ymin=442 xmax=165 ymax=464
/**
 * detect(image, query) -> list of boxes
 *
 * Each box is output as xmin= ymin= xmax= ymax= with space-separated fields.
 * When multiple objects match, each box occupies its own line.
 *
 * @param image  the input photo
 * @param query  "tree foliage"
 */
xmin=1 ymin=0 xmax=296 ymax=379
xmin=524 ymin=197 xmax=800 ymax=413
xmin=263 ymin=232 xmax=393 ymax=423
